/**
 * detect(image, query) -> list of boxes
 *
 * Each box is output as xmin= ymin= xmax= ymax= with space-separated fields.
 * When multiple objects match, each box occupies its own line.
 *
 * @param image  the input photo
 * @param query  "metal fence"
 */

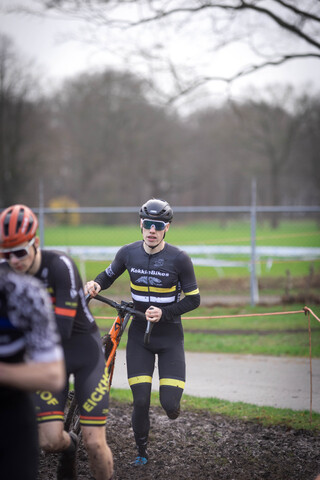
xmin=33 ymin=198 xmax=320 ymax=306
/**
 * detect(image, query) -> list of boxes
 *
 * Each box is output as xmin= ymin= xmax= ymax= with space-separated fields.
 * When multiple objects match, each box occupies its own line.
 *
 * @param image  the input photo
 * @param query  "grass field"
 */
xmin=44 ymin=219 xmax=320 ymax=247
xmin=56 ymin=218 xmax=319 ymax=358
xmin=43 ymin=219 xmax=320 ymax=280
xmin=90 ymin=302 xmax=320 ymax=358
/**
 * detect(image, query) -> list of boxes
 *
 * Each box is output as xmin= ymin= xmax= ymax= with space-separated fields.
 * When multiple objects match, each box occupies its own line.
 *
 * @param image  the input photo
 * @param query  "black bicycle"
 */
xmin=64 ymin=294 xmax=152 ymax=435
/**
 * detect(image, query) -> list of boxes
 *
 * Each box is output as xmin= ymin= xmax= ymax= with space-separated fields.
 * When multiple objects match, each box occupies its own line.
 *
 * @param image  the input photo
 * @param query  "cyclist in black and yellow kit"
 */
xmin=85 ymin=198 xmax=200 ymax=466
xmin=0 ymin=205 xmax=113 ymax=480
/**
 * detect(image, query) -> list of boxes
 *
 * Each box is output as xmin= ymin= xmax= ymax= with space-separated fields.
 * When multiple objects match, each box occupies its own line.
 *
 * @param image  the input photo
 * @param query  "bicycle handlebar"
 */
xmin=95 ymin=294 xmax=146 ymax=318
xmin=86 ymin=292 xmax=153 ymax=344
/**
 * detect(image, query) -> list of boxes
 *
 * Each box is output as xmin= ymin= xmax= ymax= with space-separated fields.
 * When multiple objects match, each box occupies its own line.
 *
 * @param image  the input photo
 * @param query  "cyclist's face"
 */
xmin=141 ymin=219 xmax=170 ymax=248
xmin=4 ymin=238 xmax=38 ymax=273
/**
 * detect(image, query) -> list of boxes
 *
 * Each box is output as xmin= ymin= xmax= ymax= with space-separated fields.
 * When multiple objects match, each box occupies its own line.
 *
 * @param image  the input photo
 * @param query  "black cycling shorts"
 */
xmin=126 ymin=319 xmax=186 ymax=388
xmin=34 ymin=329 xmax=109 ymax=427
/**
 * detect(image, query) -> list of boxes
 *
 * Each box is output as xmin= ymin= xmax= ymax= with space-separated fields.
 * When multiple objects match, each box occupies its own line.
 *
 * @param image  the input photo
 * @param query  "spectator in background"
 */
xmin=0 ymin=271 xmax=65 ymax=480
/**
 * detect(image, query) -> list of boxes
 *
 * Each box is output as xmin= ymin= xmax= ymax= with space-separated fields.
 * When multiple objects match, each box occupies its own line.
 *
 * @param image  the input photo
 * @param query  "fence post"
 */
xmin=250 ymin=179 xmax=259 ymax=306
xmin=38 ymin=179 xmax=45 ymax=248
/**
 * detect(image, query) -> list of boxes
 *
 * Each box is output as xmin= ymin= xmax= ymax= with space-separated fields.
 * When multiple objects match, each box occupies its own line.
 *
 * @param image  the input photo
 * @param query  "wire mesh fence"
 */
xmin=33 ymin=204 xmax=320 ymax=306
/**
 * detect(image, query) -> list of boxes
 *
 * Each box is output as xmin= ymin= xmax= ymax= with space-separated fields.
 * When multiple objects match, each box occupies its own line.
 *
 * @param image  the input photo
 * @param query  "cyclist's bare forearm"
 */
xmin=0 ymin=359 xmax=65 ymax=392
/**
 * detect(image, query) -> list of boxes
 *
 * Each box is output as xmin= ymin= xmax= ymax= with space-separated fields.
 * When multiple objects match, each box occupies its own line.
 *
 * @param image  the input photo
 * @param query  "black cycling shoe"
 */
xmin=57 ymin=432 xmax=79 ymax=480
xmin=167 ymin=405 xmax=181 ymax=420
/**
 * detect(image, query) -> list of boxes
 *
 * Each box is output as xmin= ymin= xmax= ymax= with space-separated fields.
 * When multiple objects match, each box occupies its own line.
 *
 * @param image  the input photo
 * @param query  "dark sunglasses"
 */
xmin=142 ymin=219 xmax=168 ymax=231
xmin=1 ymin=238 xmax=35 ymax=260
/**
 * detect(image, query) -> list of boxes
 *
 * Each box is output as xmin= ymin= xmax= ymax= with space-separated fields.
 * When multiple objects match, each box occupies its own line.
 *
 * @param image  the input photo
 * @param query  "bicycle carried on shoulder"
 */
xmin=64 ymin=294 xmax=152 ymax=435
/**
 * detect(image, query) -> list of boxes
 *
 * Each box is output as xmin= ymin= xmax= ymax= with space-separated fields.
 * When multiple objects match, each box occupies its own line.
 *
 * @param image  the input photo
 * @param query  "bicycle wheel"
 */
xmin=64 ymin=390 xmax=81 ymax=435
xmin=103 ymin=333 xmax=113 ymax=362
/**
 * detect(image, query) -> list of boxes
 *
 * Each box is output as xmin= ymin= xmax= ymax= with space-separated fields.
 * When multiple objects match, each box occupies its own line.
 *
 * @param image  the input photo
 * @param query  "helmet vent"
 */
xmin=3 ymin=216 xmax=10 ymax=236
xmin=26 ymin=215 xmax=34 ymax=234
xmin=16 ymin=209 xmax=25 ymax=233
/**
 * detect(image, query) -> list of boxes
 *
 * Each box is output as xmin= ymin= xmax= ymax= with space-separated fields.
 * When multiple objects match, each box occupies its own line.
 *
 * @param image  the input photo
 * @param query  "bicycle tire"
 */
xmin=103 ymin=333 xmax=113 ymax=362
xmin=64 ymin=390 xmax=81 ymax=435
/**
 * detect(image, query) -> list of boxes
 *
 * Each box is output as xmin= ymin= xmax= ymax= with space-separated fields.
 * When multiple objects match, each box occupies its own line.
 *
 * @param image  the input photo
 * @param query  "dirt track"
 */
xmin=37 ymin=349 xmax=320 ymax=480
xmin=38 ymin=400 xmax=320 ymax=480
xmin=38 ymin=281 xmax=320 ymax=479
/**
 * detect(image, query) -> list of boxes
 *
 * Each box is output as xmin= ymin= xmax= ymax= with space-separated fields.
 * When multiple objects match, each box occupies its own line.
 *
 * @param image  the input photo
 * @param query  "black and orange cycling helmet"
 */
xmin=0 ymin=204 xmax=38 ymax=249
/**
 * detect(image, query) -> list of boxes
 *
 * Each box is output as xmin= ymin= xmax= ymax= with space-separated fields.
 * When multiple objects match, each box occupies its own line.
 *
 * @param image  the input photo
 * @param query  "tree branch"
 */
xmin=105 ymin=1 xmax=320 ymax=51
xmin=241 ymin=1 xmax=320 ymax=50
xmin=227 ymin=52 xmax=320 ymax=81
xmin=165 ymin=52 xmax=320 ymax=104
xmin=272 ymin=0 xmax=320 ymax=23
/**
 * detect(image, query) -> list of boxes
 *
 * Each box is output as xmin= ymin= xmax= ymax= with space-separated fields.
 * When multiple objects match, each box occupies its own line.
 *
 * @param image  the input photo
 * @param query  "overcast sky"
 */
xmin=1 ymin=0 xmax=320 ymax=107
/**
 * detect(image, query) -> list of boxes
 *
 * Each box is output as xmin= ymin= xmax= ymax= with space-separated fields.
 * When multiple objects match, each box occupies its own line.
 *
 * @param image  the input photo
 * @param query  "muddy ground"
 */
xmin=38 ymin=400 xmax=320 ymax=480
xmin=38 ymin=274 xmax=320 ymax=479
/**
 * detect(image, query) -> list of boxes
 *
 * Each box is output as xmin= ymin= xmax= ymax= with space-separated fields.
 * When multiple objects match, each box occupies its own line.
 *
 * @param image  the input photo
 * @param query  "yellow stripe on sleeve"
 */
xmin=185 ymin=288 xmax=200 ymax=296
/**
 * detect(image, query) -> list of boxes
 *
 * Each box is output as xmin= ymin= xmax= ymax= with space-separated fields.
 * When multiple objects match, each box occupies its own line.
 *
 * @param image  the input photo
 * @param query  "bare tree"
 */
xmin=14 ymin=0 xmax=320 ymax=105
xmin=188 ymin=103 xmax=259 ymax=208
xmin=295 ymin=96 xmax=320 ymax=204
xmin=184 ymin=85 xmax=320 ymax=212
xmin=46 ymin=69 xmax=196 ymax=208
xmin=228 ymin=85 xmax=314 ymax=225
xmin=40 ymin=74 xmax=320 ymax=210
xmin=0 ymin=34 xmax=45 ymax=206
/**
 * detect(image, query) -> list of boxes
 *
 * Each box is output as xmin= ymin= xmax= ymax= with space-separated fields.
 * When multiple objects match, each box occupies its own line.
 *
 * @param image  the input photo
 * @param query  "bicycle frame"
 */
xmin=64 ymin=294 xmax=149 ymax=434
xmin=102 ymin=311 xmax=129 ymax=387
xmin=93 ymin=293 xmax=149 ymax=387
